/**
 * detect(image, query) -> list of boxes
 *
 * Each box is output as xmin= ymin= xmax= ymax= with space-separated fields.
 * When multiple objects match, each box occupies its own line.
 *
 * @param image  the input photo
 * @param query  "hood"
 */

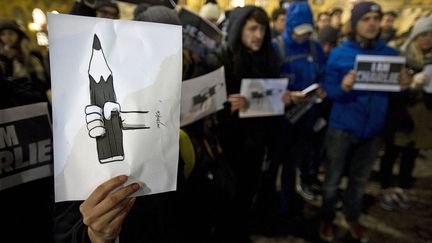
xmin=283 ymin=1 xmax=314 ymax=36
xmin=226 ymin=6 xmax=271 ymax=51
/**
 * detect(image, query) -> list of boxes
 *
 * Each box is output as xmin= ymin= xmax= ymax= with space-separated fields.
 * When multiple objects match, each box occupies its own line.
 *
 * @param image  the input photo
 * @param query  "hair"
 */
xmin=232 ymin=7 xmax=279 ymax=78
xmin=405 ymin=37 xmax=432 ymax=65
xmin=271 ymin=8 xmax=285 ymax=21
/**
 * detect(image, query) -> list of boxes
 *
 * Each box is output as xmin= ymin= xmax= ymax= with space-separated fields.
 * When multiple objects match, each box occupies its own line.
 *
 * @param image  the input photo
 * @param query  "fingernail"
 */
xmin=131 ymin=183 xmax=140 ymax=190
xmin=118 ymin=175 xmax=128 ymax=182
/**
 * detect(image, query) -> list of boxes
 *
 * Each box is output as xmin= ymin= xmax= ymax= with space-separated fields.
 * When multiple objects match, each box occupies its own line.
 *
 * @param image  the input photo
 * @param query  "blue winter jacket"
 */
xmin=323 ymin=39 xmax=399 ymax=139
xmin=272 ymin=1 xmax=325 ymax=91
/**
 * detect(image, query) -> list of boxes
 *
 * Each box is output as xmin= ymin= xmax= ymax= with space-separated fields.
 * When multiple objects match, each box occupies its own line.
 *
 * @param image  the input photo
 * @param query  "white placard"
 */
xmin=239 ymin=78 xmax=288 ymax=118
xmin=353 ymin=55 xmax=406 ymax=92
xmin=180 ymin=67 xmax=227 ymax=126
xmin=48 ymin=14 xmax=182 ymax=202
xmin=423 ymin=64 xmax=432 ymax=93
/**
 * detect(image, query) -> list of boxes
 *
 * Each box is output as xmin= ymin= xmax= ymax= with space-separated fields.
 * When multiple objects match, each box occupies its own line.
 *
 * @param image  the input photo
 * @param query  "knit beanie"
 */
xmin=351 ymin=1 xmax=382 ymax=30
xmin=409 ymin=16 xmax=432 ymax=42
xmin=318 ymin=25 xmax=339 ymax=44
xmin=135 ymin=6 xmax=181 ymax=25
xmin=199 ymin=3 xmax=221 ymax=21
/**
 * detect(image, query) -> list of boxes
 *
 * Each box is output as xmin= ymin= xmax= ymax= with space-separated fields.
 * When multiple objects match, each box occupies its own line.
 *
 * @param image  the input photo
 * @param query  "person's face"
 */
xmin=242 ymin=18 xmax=266 ymax=52
xmin=330 ymin=11 xmax=342 ymax=28
xmin=380 ymin=14 xmax=395 ymax=31
xmin=0 ymin=29 xmax=19 ymax=47
xmin=356 ymin=12 xmax=381 ymax=40
xmin=317 ymin=14 xmax=330 ymax=30
xmin=274 ymin=14 xmax=286 ymax=34
xmin=96 ymin=6 xmax=119 ymax=19
xmin=415 ymin=31 xmax=432 ymax=51
xmin=291 ymin=31 xmax=311 ymax=44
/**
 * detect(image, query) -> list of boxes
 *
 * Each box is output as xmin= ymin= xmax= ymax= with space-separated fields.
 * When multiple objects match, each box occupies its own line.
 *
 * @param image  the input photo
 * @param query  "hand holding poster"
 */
xmin=180 ymin=67 xmax=227 ymax=126
xmin=239 ymin=78 xmax=288 ymax=118
xmin=0 ymin=103 xmax=52 ymax=191
xmin=48 ymin=14 xmax=182 ymax=202
xmin=353 ymin=55 xmax=406 ymax=92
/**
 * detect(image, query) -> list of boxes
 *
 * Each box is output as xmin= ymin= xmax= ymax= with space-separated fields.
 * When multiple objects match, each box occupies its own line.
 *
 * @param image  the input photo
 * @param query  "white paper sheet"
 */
xmin=48 ymin=14 xmax=182 ymax=202
xmin=422 ymin=64 xmax=432 ymax=93
xmin=239 ymin=78 xmax=288 ymax=118
xmin=180 ymin=67 xmax=227 ymax=126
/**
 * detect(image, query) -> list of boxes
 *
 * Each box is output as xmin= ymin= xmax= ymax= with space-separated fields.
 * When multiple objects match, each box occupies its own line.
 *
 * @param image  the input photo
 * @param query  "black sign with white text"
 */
xmin=354 ymin=55 xmax=406 ymax=92
xmin=0 ymin=103 xmax=52 ymax=191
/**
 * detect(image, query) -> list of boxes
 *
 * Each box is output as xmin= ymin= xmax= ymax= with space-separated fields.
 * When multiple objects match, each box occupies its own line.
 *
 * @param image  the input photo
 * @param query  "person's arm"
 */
xmin=322 ymin=52 xmax=353 ymax=101
xmin=54 ymin=176 xmax=140 ymax=243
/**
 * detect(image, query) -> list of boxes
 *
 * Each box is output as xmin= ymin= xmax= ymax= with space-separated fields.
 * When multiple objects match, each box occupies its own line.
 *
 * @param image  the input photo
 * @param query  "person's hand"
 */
xmin=409 ymin=71 xmax=427 ymax=90
xmin=281 ymin=91 xmax=292 ymax=105
xmin=80 ymin=175 xmax=140 ymax=243
xmin=85 ymin=105 xmax=106 ymax=138
xmin=228 ymin=94 xmax=248 ymax=113
xmin=341 ymin=70 xmax=356 ymax=93
xmin=399 ymin=68 xmax=413 ymax=90
xmin=289 ymin=91 xmax=307 ymax=104
xmin=316 ymin=87 xmax=327 ymax=99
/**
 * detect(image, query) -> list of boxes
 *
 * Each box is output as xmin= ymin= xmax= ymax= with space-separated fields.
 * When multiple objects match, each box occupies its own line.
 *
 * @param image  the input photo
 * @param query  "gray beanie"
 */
xmin=409 ymin=16 xmax=432 ymax=42
xmin=135 ymin=6 xmax=181 ymax=25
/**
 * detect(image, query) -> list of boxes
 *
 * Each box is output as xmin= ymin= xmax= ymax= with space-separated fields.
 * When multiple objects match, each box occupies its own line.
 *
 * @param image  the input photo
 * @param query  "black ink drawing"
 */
xmin=85 ymin=34 xmax=151 ymax=164
xmin=190 ymin=82 xmax=224 ymax=113
xmin=250 ymin=88 xmax=284 ymax=105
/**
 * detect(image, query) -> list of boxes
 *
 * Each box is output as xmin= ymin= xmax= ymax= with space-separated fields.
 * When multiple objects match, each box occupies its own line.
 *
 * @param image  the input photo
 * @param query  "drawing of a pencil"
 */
xmin=87 ymin=34 xmax=124 ymax=163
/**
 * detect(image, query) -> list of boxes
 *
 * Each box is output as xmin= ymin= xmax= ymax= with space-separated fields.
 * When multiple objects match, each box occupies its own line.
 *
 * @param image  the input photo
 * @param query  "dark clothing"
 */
xmin=205 ymin=5 xmax=279 ymax=241
xmin=380 ymin=143 xmax=418 ymax=189
xmin=1 ymin=177 xmax=54 ymax=243
xmin=0 ymin=53 xmax=47 ymax=109
xmin=54 ymin=192 xmax=180 ymax=243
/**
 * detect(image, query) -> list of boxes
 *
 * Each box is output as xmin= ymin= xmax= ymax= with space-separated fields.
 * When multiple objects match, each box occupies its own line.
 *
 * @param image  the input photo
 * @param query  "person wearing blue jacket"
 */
xmin=319 ymin=2 xmax=411 ymax=242
xmin=272 ymin=1 xmax=326 ymax=213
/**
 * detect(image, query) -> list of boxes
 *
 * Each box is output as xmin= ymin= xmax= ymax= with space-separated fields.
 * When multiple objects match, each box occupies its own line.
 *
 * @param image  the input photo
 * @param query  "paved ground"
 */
xmin=249 ymin=150 xmax=432 ymax=243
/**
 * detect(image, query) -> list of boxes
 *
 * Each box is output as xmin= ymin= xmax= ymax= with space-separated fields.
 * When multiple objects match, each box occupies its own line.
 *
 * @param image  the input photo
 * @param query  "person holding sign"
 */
xmin=272 ymin=1 xmax=326 ymax=211
xmin=379 ymin=16 xmax=432 ymax=211
xmin=0 ymin=19 xmax=54 ymax=243
xmin=205 ymin=6 xmax=279 ymax=242
xmin=319 ymin=2 xmax=412 ymax=242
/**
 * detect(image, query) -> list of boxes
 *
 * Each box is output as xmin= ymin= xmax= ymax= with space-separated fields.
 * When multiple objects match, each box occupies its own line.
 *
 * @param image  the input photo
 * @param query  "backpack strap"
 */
xmin=309 ymin=40 xmax=319 ymax=75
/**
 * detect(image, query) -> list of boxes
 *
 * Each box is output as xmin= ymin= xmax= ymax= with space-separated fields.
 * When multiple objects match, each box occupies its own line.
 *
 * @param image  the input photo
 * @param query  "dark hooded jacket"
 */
xmin=205 ymin=6 xmax=279 ymax=154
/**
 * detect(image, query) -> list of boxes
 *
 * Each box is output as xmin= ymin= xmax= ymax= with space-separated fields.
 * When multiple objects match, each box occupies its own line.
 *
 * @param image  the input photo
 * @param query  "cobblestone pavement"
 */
xmin=250 ymin=150 xmax=432 ymax=243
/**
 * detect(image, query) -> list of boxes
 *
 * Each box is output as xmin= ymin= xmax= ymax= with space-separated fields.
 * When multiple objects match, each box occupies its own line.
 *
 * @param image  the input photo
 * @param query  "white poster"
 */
xmin=239 ymin=78 xmax=288 ymax=118
xmin=353 ymin=55 xmax=406 ymax=92
xmin=0 ymin=103 xmax=53 ymax=191
xmin=180 ymin=67 xmax=227 ymax=126
xmin=422 ymin=64 xmax=432 ymax=93
xmin=48 ymin=14 xmax=182 ymax=202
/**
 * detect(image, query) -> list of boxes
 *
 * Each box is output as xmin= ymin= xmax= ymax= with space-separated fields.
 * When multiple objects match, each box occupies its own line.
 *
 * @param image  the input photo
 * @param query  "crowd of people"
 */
xmin=1 ymin=0 xmax=431 ymax=242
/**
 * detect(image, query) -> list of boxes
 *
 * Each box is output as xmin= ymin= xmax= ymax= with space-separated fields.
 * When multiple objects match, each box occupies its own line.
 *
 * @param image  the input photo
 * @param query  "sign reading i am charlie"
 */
xmin=353 ymin=55 xmax=406 ymax=92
